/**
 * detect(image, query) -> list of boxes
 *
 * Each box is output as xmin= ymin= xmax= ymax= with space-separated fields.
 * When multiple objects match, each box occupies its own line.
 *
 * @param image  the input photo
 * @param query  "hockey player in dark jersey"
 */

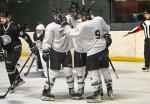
xmin=0 ymin=11 xmax=38 ymax=93
xmin=124 ymin=9 xmax=150 ymax=71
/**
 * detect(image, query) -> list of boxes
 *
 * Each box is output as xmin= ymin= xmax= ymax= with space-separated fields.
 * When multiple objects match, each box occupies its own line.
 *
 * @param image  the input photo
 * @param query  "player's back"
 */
xmin=76 ymin=16 xmax=109 ymax=56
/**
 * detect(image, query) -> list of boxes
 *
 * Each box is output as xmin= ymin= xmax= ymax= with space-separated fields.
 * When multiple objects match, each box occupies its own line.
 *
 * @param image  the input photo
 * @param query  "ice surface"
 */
xmin=0 ymin=61 xmax=150 ymax=104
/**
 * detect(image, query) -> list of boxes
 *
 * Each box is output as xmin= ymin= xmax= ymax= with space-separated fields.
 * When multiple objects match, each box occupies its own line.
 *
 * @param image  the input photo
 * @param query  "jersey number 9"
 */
xmin=95 ymin=30 xmax=100 ymax=39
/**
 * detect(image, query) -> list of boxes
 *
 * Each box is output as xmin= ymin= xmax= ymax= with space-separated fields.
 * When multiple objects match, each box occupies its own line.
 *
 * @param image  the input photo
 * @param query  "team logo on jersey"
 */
xmin=1 ymin=34 xmax=12 ymax=45
xmin=58 ymin=28 xmax=66 ymax=36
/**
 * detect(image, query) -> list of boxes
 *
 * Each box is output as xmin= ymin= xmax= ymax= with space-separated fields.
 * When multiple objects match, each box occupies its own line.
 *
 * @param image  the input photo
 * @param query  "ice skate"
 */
xmin=107 ymin=89 xmax=114 ymax=100
xmin=15 ymin=78 xmax=25 ymax=87
xmin=69 ymin=88 xmax=76 ymax=99
xmin=9 ymin=84 xmax=15 ymax=93
xmin=87 ymin=90 xmax=103 ymax=103
xmin=142 ymin=67 xmax=149 ymax=72
xmin=74 ymin=87 xmax=84 ymax=100
xmin=41 ymin=87 xmax=55 ymax=101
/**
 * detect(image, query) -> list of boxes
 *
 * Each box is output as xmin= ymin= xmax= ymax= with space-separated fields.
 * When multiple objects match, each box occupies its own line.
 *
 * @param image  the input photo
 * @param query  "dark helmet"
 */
xmin=51 ymin=8 xmax=65 ymax=23
xmin=81 ymin=6 xmax=91 ymax=16
xmin=68 ymin=1 xmax=80 ymax=13
xmin=144 ymin=9 xmax=150 ymax=14
xmin=70 ymin=1 xmax=79 ymax=9
xmin=0 ymin=11 xmax=11 ymax=18
xmin=52 ymin=8 xmax=64 ymax=17
xmin=68 ymin=7 xmax=79 ymax=13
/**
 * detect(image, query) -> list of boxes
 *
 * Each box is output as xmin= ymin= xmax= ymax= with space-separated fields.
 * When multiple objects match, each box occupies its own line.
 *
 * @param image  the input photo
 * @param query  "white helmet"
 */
xmin=36 ymin=24 xmax=45 ymax=31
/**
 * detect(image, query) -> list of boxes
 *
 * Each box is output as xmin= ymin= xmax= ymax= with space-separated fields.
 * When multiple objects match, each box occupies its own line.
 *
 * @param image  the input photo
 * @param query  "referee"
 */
xmin=124 ymin=9 xmax=150 ymax=71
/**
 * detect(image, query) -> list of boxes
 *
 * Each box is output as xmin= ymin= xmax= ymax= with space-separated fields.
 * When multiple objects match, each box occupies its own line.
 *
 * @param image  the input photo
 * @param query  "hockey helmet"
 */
xmin=0 ymin=11 xmax=11 ymax=18
xmin=52 ymin=8 xmax=64 ymax=17
xmin=80 ymin=6 xmax=91 ymax=16
xmin=144 ymin=9 xmax=150 ymax=14
xmin=36 ymin=24 xmax=45 ymax=31
xmin=68 ymin=1 xmax=80 ymax=13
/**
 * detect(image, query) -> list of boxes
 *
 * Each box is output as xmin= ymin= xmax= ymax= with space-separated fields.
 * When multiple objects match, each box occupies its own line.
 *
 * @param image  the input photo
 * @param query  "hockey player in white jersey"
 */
xmin=41 ymin=8 xmax=75 ymax=101
xmin=57 ymin=6 xmax=113 ymax=102
xmin=66 ymin=1 xmax=86 ymax=100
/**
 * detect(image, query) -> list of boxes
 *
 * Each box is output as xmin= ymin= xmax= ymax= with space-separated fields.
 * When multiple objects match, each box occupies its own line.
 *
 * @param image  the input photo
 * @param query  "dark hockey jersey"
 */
xmin=0 ymin=22 xmax=34 ymax=51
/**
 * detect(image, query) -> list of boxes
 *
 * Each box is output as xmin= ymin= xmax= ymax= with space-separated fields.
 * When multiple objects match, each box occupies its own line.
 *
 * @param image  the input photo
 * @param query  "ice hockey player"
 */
xmin=41 ymin=8 xmax=75 ymax=101
xmin=66 ymin=1 xmax=86 ymax=100
xmin=33 ymin=23 xmax=47 ymax=77
xmin=124 ymin=9 xmax=150 ymax=71
xmin=0 ymin=11 xmax=38 ymax=93
xmin=57 ymin=6 xmax=113 ymax=103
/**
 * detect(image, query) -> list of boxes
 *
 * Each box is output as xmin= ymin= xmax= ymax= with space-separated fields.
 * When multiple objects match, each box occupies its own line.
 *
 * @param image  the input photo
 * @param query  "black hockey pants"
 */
xmin=144 ymin=38 xmax=150 ymax=67
xmin=5 ymin=46 xmax=22 ymax=84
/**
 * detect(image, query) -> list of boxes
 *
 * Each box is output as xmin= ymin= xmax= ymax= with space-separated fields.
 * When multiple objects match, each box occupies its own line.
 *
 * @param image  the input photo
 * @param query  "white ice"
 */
xmin=0 ymin=60 xmax=150 ymax=104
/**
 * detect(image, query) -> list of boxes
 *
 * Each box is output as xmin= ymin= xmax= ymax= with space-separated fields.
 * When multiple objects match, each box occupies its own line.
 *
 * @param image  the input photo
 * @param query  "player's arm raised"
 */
xmin=123 ymin=24 xmax=143 ymax=37
xmin=57 ymin=13 xmax=81 ymax=38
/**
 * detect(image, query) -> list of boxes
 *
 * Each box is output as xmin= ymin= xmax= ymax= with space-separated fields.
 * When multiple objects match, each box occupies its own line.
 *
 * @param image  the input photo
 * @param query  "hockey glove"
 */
xmin=30 ymin=43 xmax=38 ymax=55
xmin=57 ymin=13 xmax=68 ymax=27
xmin=42 ymin=49 xmax=50 ymax=62
xmin=104 ymin=33 xmax=112 ymax=47
xmin=0 ymin=50 xmax=4 ymax=62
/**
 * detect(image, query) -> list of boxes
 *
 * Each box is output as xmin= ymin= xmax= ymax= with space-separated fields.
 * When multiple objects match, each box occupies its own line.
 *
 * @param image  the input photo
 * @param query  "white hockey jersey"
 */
xmin=66 ymin=15 xmax=86 ymax=53
xmin=66 ymin=15 xmax=82 ymax=28
xmin=42 ymin=22 xmax=72 ymax=52
xmin=63 ymin=16 xmax=110 ymax=56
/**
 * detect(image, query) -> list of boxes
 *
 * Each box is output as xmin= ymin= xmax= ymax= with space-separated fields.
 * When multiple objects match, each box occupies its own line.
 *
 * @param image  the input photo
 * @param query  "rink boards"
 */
xmin=20 ymin=31 xmax=145 ymax=62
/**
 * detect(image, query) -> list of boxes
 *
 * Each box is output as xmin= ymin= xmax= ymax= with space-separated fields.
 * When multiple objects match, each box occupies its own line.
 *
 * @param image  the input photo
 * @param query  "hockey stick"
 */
xmin=82 ymin=0 xmax=85 ymax=6
xmin=82 ymin=0 xmax=95 ymax=8
xmin=82 ymin=0 xmax=85 ymax=10
xmin=24 ymin=56 xmax=35 ymax=76
xmin=0 ymin=53 xmax=32 ymax=99
xmin=108 ymin=57 xmax=119 ymax=79
xmin=84 ymin=66 xmax=88 ymax=80
xmin=46 ymin=57 xmax=50 ymax=90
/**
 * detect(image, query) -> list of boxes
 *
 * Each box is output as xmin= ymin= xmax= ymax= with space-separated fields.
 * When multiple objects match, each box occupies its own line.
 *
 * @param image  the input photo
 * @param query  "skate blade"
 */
xmin=41 ymin=96 xmax=54 ymax=101
xmin=71 ymin=96 xmax=77 ymax=100
xmin=108 ymin=95 xmax=114 ymax=100
xmin=9 ymin=89 xmax=15 ymax=93
xmin=16 ymin=81 xmax=25 ymax=87
xmin=87 ymin=99 xmax=103 ymax=103
xmin=142 ymin=70 xmax=150 ymax=72
xmin=74 ymin=96 xmax=83 ymax=100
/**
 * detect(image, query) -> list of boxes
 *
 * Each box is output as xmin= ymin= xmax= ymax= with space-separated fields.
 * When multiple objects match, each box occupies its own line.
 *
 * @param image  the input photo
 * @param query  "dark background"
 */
xmin=0 ymin=0 xmax=150 ymax=31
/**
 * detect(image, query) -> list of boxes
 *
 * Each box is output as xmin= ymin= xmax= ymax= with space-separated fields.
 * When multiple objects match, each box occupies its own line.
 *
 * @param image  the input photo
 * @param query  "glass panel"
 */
xmin=111 ymin=0 xmax=150 ymax=30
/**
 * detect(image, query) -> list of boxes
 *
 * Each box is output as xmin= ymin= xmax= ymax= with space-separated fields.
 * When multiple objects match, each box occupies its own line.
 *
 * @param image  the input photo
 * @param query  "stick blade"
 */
xmin=114 ymin=72 xmax=119 ymax=79
xmin=87 ymin=99 xmax=102 ymax=103
xmin=0 ymin=95 xmax=6 ymax=99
